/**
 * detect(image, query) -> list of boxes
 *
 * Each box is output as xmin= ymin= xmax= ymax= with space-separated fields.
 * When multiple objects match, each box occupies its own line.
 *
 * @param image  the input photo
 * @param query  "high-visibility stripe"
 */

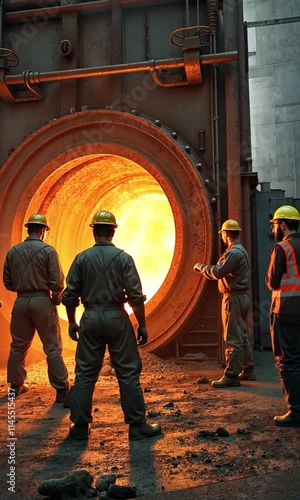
xmin=279 ymin=240 xmax=300 ymax=279
xmin=275 ymin=284 xmax=300 ymax=291
xmin=278 ymin=241 xmax=291 ymax=279
xmin=273 ymin=291 xmax=300 ymax=297
xmin=272 ymin=240 xmax=300 ymax=300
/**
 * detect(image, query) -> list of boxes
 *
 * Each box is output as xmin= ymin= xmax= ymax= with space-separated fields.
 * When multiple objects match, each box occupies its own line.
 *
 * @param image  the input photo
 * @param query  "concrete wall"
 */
xmin=243 ymin=0 xmax=300 ymax=197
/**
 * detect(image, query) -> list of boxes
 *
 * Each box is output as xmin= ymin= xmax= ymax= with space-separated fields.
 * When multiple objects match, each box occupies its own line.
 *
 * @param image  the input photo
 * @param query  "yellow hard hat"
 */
xmin=90 ymin=211 xmax=118 ymax=228
xmin=270 ymin=205 xmax=300 ymax=222
xmin=218 ymin=219 xmax=242 ymax=233
xmin=24 ymin=213 xmax=50 ymax=231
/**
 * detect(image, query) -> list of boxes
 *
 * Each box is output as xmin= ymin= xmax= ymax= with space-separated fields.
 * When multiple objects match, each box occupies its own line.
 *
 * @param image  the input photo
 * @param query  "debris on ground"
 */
xmin=0 ymin=350 xmax=299 ymax=500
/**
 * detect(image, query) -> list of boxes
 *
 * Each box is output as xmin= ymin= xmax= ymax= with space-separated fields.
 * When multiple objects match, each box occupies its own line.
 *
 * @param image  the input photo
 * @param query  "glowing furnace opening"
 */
xmin=24 ymin=154 xmax=176 ymax=323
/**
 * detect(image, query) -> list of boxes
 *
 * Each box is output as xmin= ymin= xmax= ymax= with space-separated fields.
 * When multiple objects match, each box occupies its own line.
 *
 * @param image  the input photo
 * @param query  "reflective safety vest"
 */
xmin=272 ymin=240 xmax=300 ymax=299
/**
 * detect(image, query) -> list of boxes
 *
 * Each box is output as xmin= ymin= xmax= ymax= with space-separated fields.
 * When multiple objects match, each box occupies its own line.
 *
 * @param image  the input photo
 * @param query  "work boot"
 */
xmin=211 ymin=376 xmax=240 ymax=388
xmin=239 ymin=369 xmax=256 ymax=381
xmin=273 ymin=411 xmax=300 ymax=427
xmin=10 ymin=383 xmax=29 ymax=397
xmin=69 ymin=423 xmax=91 ymax=440
xmin=129 ymin=421 xmax=162 ymax=441
xmin=55 ymin=388 xmax=70 ymax=404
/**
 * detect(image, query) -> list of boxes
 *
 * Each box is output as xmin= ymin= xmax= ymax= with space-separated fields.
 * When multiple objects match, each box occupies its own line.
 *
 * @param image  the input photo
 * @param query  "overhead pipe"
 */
xmin=3 ymin=52 xmax=237 ymax=86
xmin=3 ymin=1 xmax=108 ymax=22
xmin=3 ymin=0 xmax=183 ymax=22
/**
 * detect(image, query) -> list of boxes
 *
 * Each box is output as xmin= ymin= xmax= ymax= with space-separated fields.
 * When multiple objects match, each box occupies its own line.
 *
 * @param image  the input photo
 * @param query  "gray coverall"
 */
xmin=3 ymin=237 xmax=69 ymax=389
xmin=62 ymin=241 xmax=147 ymax=425
xmin=197 ymin=241 xmax=254 ymax=377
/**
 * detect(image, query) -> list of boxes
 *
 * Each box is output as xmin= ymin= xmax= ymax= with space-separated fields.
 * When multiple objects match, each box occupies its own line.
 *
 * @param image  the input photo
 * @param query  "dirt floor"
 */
xmin=0 ymin=349 xmax=300 ymax=500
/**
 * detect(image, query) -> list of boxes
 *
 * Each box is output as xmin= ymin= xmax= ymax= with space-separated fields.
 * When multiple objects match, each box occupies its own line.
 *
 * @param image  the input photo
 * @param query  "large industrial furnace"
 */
xmin=0 ymin=0 xmax=257 ymax=365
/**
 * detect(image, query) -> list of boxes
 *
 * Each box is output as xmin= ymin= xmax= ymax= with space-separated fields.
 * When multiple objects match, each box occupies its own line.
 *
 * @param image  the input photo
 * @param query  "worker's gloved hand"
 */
xmin=69 ymin=322 xmax=79 ymax=342
xmin=137 ymin=326 xmax=148 ymax=346
xmin=193 ymin=262 xmax=204 ymax=273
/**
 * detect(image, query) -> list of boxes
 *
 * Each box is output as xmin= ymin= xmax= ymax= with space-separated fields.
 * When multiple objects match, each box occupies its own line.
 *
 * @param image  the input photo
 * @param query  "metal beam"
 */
xmin=246 ymin=16 xmax=300 ymax=29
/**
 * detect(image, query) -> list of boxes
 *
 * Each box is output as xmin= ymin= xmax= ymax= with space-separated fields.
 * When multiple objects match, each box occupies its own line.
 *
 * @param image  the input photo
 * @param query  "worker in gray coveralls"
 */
xmin=193 ymin=219 xmax=255 ymax=388
xmin=3 ymin=213 xmax=69 ymax=403
xmin=62 ymin=210 xmax=162 ymax=441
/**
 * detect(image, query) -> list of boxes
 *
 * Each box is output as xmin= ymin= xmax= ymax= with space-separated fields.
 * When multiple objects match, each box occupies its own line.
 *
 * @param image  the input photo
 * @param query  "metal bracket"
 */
xmin=150 ymin=65 xmax=189 ymax=88
xmin=0 ymin=69 xmax=42 ymax=103
xmin=182 ymin=38 xmax=203 ymax=86
xmin=151 ymin=37 xmax=203 ymax=87
xmin=155 ymin=26 xmax=213 ymax=87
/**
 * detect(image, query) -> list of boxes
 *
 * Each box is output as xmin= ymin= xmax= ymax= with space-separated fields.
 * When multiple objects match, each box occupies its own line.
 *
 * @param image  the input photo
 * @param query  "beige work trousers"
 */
xmin=222 ymin=293 xmax=254 ymax=378
xmin=7 ymin=296 xmax=69 ymax=389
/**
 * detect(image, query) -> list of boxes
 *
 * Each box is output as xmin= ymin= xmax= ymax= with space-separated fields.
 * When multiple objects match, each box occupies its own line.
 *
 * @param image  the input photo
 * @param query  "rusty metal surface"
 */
xmin=0 ymin=0 xmax=250 ymax=361
xmin=183 ymin=48 xmax=203 ymax=86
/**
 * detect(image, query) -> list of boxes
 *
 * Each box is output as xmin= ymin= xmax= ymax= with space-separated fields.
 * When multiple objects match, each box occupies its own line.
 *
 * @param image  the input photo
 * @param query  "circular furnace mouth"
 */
xmin=0 ymin=110 xmax=213 ymax=354
xmin=24 ymin=153 xmax=176 ymax=322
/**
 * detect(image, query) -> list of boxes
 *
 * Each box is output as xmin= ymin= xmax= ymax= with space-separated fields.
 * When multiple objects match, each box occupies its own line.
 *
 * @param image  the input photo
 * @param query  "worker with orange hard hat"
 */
xmin=193 ymin=219 xmax=255 ymax=388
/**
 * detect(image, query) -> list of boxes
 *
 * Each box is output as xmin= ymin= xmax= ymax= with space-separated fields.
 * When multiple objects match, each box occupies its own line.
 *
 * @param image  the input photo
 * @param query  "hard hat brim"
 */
xmin=24 ymin=223 xmax=50 ymax=231
xmin=89 ymin=223 xmax=118 ymax=228
xmin=269 ymin=217 xmax=300 ymax=222
xmin=218 ymin=229 xmax=241 ymax=234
